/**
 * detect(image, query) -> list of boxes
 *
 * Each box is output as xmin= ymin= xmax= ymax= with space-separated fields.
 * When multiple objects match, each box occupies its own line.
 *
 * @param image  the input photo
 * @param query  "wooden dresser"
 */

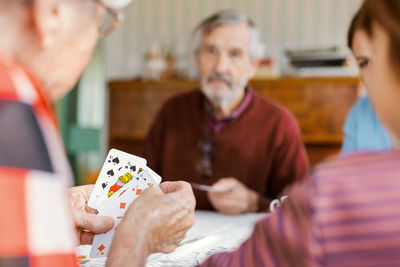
xmin=108 ymin=77 xmax=359 ymax=167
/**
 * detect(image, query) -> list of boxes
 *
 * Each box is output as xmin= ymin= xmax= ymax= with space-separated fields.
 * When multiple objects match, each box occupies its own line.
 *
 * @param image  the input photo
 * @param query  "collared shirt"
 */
xmin=341 ymin=93 xmax=392 ymax=154
xmin=0 ymin=53 xmax=76 ymax=266
xmin=205 ymin=86 xmax=253 ymax=133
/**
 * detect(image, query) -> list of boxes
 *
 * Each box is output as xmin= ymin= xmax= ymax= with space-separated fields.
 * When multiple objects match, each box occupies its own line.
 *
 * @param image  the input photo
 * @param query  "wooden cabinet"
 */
xmin=108 ymin=77 xmax=359 ymax=167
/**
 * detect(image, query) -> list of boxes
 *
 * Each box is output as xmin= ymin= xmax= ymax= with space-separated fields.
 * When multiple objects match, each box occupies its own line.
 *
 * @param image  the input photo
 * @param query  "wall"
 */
xmin=105 ymin=0 xmax=362 ymax=79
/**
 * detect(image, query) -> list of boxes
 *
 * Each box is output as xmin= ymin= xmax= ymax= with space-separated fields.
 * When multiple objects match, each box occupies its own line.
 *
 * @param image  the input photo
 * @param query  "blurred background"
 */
xmin=58 ymin=0 xmax=362 ymax=185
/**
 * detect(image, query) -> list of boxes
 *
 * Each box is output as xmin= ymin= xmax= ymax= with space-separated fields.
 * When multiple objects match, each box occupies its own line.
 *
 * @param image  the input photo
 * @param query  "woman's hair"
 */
xmin=347 ymin=10 xmax=361 ymax=49
xmin=358 ymin=0 xmax=400 ymax=72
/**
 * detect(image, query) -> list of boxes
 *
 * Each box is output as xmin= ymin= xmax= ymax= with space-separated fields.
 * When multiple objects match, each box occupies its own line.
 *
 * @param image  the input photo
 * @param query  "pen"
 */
xmin=190 ymin=182 xmax=233 ymax=193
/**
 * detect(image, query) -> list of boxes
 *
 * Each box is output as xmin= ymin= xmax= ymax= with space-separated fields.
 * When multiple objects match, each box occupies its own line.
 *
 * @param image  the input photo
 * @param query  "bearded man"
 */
xmin=142 ymin=10 xmax=308 ymax=214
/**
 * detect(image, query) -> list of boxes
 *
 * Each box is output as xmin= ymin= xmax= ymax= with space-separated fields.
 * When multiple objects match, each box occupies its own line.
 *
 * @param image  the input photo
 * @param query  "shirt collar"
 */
xmin=205 ymin=85 xmax=253 ymax=132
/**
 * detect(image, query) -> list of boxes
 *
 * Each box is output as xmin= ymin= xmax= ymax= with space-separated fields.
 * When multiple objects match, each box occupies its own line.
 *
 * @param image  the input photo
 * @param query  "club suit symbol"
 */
xmin=124 ymin=164 xmax=136 ymax=173
xmin=107 ymin=156 xmax=120 ymax=165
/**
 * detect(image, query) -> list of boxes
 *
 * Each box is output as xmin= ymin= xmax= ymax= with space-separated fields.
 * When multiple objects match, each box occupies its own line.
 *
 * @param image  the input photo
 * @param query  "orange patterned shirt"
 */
xmin=0 ymin=54 xmax=77 ymax=266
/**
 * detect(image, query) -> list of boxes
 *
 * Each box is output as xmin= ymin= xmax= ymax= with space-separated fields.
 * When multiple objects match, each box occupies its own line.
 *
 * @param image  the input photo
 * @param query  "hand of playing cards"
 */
xmin=87 ymin=149 xmax=162 ymax=258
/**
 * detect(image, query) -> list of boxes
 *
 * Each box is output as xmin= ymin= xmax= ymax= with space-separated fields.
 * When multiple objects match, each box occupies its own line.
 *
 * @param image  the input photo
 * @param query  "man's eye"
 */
xmin=358 ymin=58 xmax=370 ymax=68
xmin=205 ymin=47 xmax=217 ymax=54
xmin=230 ymin=50 xmax=242 ymax=58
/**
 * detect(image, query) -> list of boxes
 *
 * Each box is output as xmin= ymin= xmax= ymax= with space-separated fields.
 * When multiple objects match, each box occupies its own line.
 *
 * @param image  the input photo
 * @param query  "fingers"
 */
xmin=73 ymin=209 xmax=115 ymax=245
xmin=69 ymin=184 xmax=96 ymax=213
xmin=165 ymin=201 xmax=195 ymax=231
xmin=159 ymin=181 xmax=189 ymax=194
xmin=208 ymin=190 xmax=246 ymax=205
xmin=73 ymin=209 xmax=115 ymax=234
xmin=208 ymin=194 xmax=244 ymax=214
xmin=210 ymin=177 xmax=248 ymax=196
xmin=211 ymin=177 xmax=242 ymax=191
xmin=69 ymin=184 xmax=94 ymax=199
xmin=151 ymin=205 xmax=195 ymax=253
xmin=160 ymin=181 xmax=196 ymax=209
xmin=80 ymin=184 xmax=95 ymax=195
xmin=80 ymin=231 xmax=95 ymax=245
xmin=145 ymin=195 xmax=195 ymax=253
xmin=208 ymin=178 xmax=251 ymax=214
xmin=141 ymin=187 xmax=163 ymax=197
xmin=158 ymin=230 xmax=188 ymax=253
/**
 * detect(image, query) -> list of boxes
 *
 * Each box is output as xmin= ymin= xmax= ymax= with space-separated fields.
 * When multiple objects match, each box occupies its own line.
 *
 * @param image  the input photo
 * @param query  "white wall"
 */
xmin=104 ymin=0 xmax=362 ymax=79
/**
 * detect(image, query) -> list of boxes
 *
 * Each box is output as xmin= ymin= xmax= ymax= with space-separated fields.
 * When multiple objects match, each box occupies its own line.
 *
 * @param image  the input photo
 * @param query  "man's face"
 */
xmin=22 ymin=0 xmax=102 ymax=100
xmin=196 ymin=23 xmax=258 ymax=110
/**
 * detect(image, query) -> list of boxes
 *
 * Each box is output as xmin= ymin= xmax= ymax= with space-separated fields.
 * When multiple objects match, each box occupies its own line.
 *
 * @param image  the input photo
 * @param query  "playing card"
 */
xmin=89 ymin=219 xmax=121 ymax=258
xmin=98 ymin=168 xmax=159 ymax=215
xmin=146 ymin=166 xmax=162 ymax=184
xmin=91 ymin=157 xmax=147 ymax=210
xmin=87 ymin=148 xmax=146 ymax=209
xmin=90 ymin=169 xmax=160 ymax=259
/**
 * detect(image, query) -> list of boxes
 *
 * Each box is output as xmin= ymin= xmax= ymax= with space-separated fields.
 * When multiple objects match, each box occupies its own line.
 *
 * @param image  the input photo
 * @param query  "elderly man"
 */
xmin=0 ymin=0 xmax=195 ymax=267
xmin=142 ymin=10 xmax=309 ymax=215
xmin=200 ymin=1 xmax=400 ymax=265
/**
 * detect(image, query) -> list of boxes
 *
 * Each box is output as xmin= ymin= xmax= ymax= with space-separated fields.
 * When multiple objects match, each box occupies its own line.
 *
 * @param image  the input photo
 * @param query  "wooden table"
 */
xmin=108 ymin=77 xmax=359 ymax=167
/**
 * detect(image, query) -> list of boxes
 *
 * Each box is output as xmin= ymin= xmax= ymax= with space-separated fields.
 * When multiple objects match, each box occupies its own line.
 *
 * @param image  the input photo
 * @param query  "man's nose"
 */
xmin=214 ymin=53 xmax=230 ymax=74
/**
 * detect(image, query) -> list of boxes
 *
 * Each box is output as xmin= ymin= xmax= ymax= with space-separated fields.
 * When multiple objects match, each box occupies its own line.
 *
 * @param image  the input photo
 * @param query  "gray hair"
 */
xmin=190 ymin=10 xmax=266 ymax=61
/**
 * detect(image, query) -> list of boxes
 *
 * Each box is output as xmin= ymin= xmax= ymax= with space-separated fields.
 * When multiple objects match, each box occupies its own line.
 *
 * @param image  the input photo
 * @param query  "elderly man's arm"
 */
xmin=265 ymin=114 xmax=309 ymax=209
xmin=106 ymin=181 xmax=196 ymax=267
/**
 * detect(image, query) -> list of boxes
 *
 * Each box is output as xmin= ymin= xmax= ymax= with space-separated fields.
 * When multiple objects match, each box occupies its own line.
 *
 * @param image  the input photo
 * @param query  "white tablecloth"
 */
xmin=77 ymin=211 xmax=268 ymax=267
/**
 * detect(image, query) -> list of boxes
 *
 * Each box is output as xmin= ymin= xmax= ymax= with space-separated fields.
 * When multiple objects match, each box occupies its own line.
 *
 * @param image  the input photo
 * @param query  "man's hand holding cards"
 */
xmin=87 ymin=149 xmax=163 ymax=258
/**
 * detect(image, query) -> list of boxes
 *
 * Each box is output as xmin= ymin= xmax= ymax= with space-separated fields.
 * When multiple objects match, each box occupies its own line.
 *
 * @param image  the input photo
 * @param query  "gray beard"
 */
xmin=200 ymin=77 xmax=248 ymax=112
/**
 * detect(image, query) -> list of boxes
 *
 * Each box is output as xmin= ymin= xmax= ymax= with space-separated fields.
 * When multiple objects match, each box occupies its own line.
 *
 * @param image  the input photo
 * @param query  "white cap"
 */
xmin=99 ymin=0 xmax=132 ymax=9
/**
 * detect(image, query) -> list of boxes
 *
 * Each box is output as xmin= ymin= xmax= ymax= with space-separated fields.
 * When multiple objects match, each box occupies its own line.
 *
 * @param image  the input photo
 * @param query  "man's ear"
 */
xmin=32 ymin=0 xmax=61 ymax=49
xmin=194 ymin=52 xmax=201 ymax=70
xmin=248 ymin=59 xmax=260 ymax=79
xmin=191 ymin=52 xmax=201 ymax=75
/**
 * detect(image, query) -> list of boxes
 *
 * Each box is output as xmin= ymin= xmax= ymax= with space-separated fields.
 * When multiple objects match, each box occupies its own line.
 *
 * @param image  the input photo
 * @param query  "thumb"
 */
xmin=141 ymin=187 xmax=162 ymax=197
xmin=73 ymin=209 xmax=115 ymax=234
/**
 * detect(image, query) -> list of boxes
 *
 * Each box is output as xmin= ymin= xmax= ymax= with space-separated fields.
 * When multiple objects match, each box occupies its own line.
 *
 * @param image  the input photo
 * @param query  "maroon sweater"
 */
xmin=142 ymin=89 xmax=309 ymax=211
